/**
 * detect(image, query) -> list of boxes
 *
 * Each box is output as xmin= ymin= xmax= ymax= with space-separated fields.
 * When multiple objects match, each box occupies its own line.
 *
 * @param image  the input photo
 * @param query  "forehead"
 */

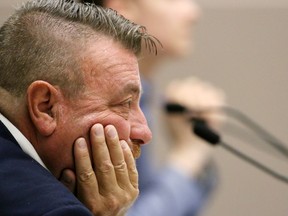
xmin=81 ymin=38 xmax=141 ymax=94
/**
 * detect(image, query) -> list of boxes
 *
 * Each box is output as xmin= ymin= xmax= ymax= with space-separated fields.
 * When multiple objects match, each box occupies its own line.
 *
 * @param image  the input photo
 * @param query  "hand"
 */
xmin=164 ymin=77 xmax=226 ymax=177
xmin=60 ymin=124 xmax=139 ymax=216
xmin=165 ymin=76 xmax=226 ymax=134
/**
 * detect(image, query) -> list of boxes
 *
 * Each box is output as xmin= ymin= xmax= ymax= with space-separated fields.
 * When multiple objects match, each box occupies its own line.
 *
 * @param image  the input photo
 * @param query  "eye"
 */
xmin=122 ymin=99 xmax=132 ymax=109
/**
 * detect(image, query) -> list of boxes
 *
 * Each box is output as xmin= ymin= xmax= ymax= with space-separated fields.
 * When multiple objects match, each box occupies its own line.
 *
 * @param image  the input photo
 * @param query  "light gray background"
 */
xmin=1 ymin=1 xmax=287 ymax=216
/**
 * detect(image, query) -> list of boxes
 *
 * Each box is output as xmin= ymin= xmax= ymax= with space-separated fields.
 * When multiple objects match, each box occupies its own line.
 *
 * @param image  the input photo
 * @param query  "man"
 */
xmin=79 ymin=1 xmax=226 ymax=216
xmin=0 ymin=0 xmax=156 ymax=215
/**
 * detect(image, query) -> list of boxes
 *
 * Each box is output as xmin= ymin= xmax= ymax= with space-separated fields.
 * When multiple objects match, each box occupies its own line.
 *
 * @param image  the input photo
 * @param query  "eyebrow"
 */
xmin=120 ymin=82 xmax=142 ymax=98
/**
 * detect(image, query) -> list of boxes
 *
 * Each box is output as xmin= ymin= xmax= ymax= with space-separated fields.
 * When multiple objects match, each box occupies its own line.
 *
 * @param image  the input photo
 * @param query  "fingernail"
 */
xmin=107 ymin=126 xmax=117 ymax=138
xmin=94 ymin=124 xmax=103 ymax=137
xmin=76 ymin=138 xmax=87 ymax=149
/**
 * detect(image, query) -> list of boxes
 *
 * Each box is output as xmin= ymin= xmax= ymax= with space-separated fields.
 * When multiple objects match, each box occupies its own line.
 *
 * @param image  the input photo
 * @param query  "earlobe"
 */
xmin=27 ymin=81 xmax=58 ymax=136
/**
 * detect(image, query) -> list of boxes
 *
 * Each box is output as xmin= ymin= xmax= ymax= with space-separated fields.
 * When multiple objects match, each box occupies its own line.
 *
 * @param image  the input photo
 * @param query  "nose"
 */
xmin=130 ymin=108 xmax=152 ymax=145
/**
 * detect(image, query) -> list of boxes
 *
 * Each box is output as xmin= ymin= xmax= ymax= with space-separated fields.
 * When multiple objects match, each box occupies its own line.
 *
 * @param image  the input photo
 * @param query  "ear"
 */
xmin=27 ymin=81 xmax=60 ymax=136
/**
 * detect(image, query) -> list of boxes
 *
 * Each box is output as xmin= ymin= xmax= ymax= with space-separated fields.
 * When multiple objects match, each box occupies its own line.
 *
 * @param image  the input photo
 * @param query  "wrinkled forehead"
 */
xmin=80 ymin=37 xmax=141 ymax=92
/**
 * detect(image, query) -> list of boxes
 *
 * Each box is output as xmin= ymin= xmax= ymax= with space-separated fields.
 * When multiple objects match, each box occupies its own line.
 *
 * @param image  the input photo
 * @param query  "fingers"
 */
xmin=105 ymin=126 xmax=135 ymax=190
xmin=90 ymin=124 xmax=134 ymax=193
xmin=120 ymin=140 xmax=138 ymax=189
xmin=59 ymin=169 xmax=76 ymax=193
xmin=74 ymin=138 xmax=99 ymax=203
xmin=89 ymin=124 xmax=117 ymax=194
xmin=73 ymin=124 xmax=139 ymax=215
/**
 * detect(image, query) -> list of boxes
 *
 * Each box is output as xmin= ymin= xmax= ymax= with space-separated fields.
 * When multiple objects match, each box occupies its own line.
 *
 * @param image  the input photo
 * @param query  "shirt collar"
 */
xmin=0 ymin=113 xmax=48 ymax=170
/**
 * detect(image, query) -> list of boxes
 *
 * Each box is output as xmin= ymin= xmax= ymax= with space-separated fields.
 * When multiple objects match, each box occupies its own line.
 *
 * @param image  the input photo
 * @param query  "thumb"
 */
xmin=59 ymin=169 xmax=76 ymax=193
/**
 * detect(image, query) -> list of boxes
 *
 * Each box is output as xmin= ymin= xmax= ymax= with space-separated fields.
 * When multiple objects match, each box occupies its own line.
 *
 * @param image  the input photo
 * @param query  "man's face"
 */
xmin=130 ymin=0 xmax=201 ymax=56
xmin=41 ymin=39 xmax=152 ymax=178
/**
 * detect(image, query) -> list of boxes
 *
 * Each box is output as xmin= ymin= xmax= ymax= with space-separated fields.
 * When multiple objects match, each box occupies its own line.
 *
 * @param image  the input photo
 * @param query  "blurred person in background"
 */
xmin=79 ymin=0 xmax=226 ymax=215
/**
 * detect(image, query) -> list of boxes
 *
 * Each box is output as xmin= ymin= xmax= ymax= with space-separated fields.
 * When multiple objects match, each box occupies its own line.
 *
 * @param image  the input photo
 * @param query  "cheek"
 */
xmin=64 ymin=111 xmax=132 ymax=150
xmin=101 ymin=117 xmax=131 ymax=140
xmin=49 ymin=117 xmax=91 ymax=168
xmin=48 ymin=111 xmax=131 ymax=177
xmin=69 ymin=110 xmax=130 ymax=139
xmin=39 ymin=133 xmax=75 ymax=178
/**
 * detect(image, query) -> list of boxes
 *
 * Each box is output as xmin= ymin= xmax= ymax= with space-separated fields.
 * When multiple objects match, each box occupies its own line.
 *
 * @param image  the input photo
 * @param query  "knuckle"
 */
xmin=128 ymin=165 xmax=138 ymax=175
xmin=102 ymin=190 xmax=139 ymax=215
xmin=78 ymin=170 xmax=94 ymax=182
xmin=104 ymin=195 xmax=121 ymax=213
xmin=126 ymin=188 xmax=139 ymax=202
xmin=121 ymin=189 xmax=139 ymax=206
xmin=97 ymin=160 xmax=114 ymax=173
xmin=113 ymin=161 xmax=127 ymax=172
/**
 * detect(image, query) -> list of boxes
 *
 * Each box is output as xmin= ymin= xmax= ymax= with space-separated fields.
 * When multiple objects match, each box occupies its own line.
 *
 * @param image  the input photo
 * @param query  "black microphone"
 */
xmin=192 ymin=118 xmax=220 ymax=145
xmin=165 ymin=102 xmax=288 ymax=157
xmin=164 ymin=102 xmax=288 ymax=185
xmin=165 ymin=103 xmax=187 ymax=114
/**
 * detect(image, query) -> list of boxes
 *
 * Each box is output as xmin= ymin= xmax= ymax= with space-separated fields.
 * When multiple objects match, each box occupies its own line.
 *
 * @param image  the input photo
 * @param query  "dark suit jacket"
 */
xmin=0 ymin=121 xmax=92 ymax=216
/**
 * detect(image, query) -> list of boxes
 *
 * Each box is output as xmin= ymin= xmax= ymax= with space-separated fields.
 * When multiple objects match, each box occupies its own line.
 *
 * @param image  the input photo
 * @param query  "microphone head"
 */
xmin=165 ymin=103 xmax=187 ymax=114
xmin=193 ymin=118 xmax=220 ymax=145
xmin=164 ymin=103 xmax=221 ymax=145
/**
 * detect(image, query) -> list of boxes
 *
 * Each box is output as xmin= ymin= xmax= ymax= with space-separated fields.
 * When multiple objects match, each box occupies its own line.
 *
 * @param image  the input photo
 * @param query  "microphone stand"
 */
xmin=165 ymin=103 xmax=288 ymax=185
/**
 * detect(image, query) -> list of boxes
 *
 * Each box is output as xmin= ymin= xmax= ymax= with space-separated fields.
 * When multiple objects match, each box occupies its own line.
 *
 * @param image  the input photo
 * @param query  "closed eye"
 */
xmin=122 ymin=98 xmax=132 ymax=109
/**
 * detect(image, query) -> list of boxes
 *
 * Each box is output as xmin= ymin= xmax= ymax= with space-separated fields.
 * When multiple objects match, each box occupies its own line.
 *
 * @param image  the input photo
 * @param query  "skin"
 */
xmin=52 ymin=0 xmax=222 ymax=214
xmin=28 ymin=38 xmax=150 ymax=177
xmin=99 ymin=0 xmax=226 ymax=178
xmin=10 ymin=37 xmax=151 ymax=215
xmin=72 ymin=124 xmax=140 ymax=215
